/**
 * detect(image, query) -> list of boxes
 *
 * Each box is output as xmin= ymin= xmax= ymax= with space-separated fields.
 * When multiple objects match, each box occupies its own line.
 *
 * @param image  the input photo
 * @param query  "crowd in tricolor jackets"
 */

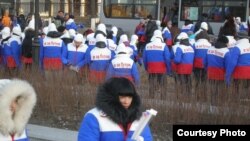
xmin=1 ymin=16 xmax=250 ymax=92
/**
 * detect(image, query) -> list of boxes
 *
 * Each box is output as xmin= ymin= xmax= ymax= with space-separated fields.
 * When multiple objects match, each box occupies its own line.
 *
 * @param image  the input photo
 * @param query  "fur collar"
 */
xmin=95 ymin=83 xmax=141 ymax=125
xmin=0 ymin=79 xmax=36 ymax=136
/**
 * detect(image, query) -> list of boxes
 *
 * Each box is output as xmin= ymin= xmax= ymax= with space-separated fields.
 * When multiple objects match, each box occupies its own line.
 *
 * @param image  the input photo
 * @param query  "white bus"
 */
xmin=100 ymin=0 xmax=249 ymax=35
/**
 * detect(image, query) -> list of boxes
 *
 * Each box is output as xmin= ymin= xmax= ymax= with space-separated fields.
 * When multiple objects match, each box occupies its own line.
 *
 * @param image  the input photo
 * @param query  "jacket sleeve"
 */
xmin=62 ymin=45 xmax=69 ymax=65
xmin=76 ymin=54 xmax=88 ymax=68
xmin=174 ymin=47 xmax=183 ymax=64
xmin=140 ymin=124 xmax=153 ymax=141
xmin=39 ymin=38 xmax=44 ymax=69
xmin=106 ymin=63 xmax=114 ymax=80
xmin=131 ymin=63 xmax=140 ymax=86
xmin=225 ymin=52 xmax=234 ymax=85
xmin=10 ymin=41 xmax=21 ymax=67
xmin=164 ymin=46 xmax=171 ymax=73
xmin=142 ymin=49 xmax=147 ymax=70
xmin=78 ymin=113 xmax=100 ymax=141
xmin=229 ymin=47 xmax=240 ymax=73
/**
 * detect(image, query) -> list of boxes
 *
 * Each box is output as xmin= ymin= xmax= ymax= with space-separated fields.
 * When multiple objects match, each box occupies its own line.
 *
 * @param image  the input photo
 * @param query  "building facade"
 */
xmin=0 ymin=0 xmax=101 ymax=18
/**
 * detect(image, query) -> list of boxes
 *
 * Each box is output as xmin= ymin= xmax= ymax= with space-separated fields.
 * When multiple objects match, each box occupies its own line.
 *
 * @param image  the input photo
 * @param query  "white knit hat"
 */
xmin=115 ymin=43 xmax=130 ymax=54
xmin=68 ymin=29 xmax=76 ymax=38
xmin=201 ymin=22 xmax=208 ymax=31
xmin=74 ymin=34 xmax=84 ymax=42
xmin=177 ymin=32 xmax=189 ymax=40
xmin=47 ymin=23 xmax=57 ymax=32
xmin=151 ymin=30 xmax=163 ymax=41
xmin=111 ymin=26 xmax=118 ymax=36
xmin=97 ymin=23 xmax=107 ymax=35
xmin=96 ymin=34 xmax=106 ymax=43
xmin=1 ymin=27 xmax=11 ymax=39
xmin=12 ymin=26 xmax=22 ymax=36
xmin=119 ymin=34 xmax=129 ymax=45
xmin=130 ymin=34 xmax=138 ymax=45
xmin=42 ymin=26 xmax=48 ymax=35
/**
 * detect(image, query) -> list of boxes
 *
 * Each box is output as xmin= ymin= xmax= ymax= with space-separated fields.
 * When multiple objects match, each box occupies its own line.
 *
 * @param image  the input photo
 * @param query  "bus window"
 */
xmin=103 ymin=0 xmax=157 ymax=19
xmin=182 ymin=6 xmax=199 ymax=21
xmin=135 ymin=5 xmax=157 ymax=18
xmin=224 ymin=1 xmax=247 ymax=21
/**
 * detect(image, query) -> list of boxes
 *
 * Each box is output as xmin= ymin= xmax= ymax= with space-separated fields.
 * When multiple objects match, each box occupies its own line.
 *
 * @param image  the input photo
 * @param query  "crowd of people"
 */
xmin=1 ymin=10 xmax=250 ymax=97
xmin=1 ymin=8 xmax=250 ymax=141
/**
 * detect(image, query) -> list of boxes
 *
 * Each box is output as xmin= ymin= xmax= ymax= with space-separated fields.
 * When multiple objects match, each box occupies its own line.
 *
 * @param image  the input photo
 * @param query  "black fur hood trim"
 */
xmin=95 ymin=78 xmax=142 ymax=125
xmin=47 ymin=31 xmax=62 ymax=38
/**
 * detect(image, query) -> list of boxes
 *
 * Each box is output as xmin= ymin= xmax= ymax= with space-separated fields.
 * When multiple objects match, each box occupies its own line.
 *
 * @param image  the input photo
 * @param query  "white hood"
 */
xmin=0 ymin=79 xmax=37 ymax=136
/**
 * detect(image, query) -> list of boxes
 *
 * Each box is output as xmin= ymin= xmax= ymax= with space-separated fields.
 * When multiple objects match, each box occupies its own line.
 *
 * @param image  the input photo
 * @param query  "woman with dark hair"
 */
xmin=206 ymin=36 xmax=234 ymax=104
xmin=22 ymin=28 xmax=35 ymax=71
xmin=78 ymin=77 xmax=153 ymax=141
xmin=218 ymin=16 xmax=237 ymax=38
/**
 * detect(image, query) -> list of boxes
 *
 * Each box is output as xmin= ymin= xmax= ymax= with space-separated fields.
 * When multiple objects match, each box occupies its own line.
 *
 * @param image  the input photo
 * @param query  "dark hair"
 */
xmin=215 ymin=36 xmax=229 ymax=49
xmin=195 ymin=30 xmax=210 ymax=41
xmin=95 ymin=77 xmax=141 ymax=125
xmin=180 ymin=39 xmax=190 ymax=46
xmin=57 ymin=25 xmax=66 ymax=33
xmin=147 ymin=14 xmax=153 ymax=20
xmin=58 ymin=10 xmax=64 ymax=13
xmin=102 ymin=77 xmax=137 ymax=97
xmin=184 ymin=19 xmax=193 ymax=26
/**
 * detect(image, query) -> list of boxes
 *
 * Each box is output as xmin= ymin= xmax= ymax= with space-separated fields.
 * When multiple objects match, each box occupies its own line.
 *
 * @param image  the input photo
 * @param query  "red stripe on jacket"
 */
xmin=43 ymin=58 xmax=62 ymax=70
xmin=89 ymin=70 xmax=106 ymax=84
xmin=207 ymin=67 xmax=225 ymax=80
xmin=6 ymin=56 xmax=17 ymax=68
xmin=176 ymin=64 xmax=193 ymax=74
xmin=147 ymin=62 xmax=167 ymax=73
xmin=233 ymin=66 xmax=250 ymax=79
xmin=194 ymin=58 xmax=204 ymax=68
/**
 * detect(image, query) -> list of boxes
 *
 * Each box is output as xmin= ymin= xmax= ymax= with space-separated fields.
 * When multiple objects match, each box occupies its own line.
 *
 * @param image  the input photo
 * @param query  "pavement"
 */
xmin=27 ymin=124 xmax=78 ymax=141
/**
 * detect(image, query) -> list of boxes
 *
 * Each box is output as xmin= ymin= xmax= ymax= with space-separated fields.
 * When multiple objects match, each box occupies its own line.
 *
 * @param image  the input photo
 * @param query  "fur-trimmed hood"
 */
xmin=0 ymin=79 xmax=37 ymax=136
xmin=95 ymin=78 xmax=142 ymax=126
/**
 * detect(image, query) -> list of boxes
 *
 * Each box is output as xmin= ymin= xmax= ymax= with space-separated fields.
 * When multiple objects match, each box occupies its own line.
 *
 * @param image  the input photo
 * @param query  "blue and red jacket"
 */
xmin=106 ymin=54 xmax=140 ymax=85
xmin=65 ymin=19 xmax=78 ymax=31
xmin=230 ymin=39 xmax=250 ymax=79
xmin=0 ymin=130 xmax=29 ymax=141
xmin=162 ymin=27 xmax=173 ymax=46
xmin=85 ymin=46 xmax=113 ymax=83
xmin=174 ymin=44 xmax=194 ymax=74
xmin=181 ymin=24 xmax=194 ymax=34
xmin=143 ymin=39 xmax=171 ymax=74
xmin=107 ymin=39 xmax=117 ymax=57
xmin=78 ymin=108 xmax=152 ymax=141
xmin=62 ymin=43 xmax=88 ymax=68
xmin=193 ymin=39 xmax=212 ymax=69
xmin=170 ymin=43 xmax=179 ymax=72
xmin=239 ymin=23 xmax=248 ymax=32
xmin=206 ymin=47 xmax=233 ymax=84
xmin=39 ymin=36 xmax=65 ymax=70
xmin=3 ymin=35 xmax=22 ymax=68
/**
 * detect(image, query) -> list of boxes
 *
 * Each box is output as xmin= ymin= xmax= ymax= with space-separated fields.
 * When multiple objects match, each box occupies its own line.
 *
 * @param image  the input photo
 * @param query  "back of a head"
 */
xmin=151 ymin=30 xmax=163 ymax=42
xmin=215 ymin=36 xmax=229 ymax=49
xmin=147 ymin=14 xmax=153 ymax=20
xmin=97 ymin=23 xmax=107 ymax=35
xmin=195 ymin=30 xmax=210 ymax=41
xmin=119 ymin=34 xmax=129 ymax=45
xmin=116 ymin=43 xmax=130 ymax=55
xmin=48 ymin=23 xmax=58 ymax=32
xmin=95 ymin=77 xmax=141 ymax=125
